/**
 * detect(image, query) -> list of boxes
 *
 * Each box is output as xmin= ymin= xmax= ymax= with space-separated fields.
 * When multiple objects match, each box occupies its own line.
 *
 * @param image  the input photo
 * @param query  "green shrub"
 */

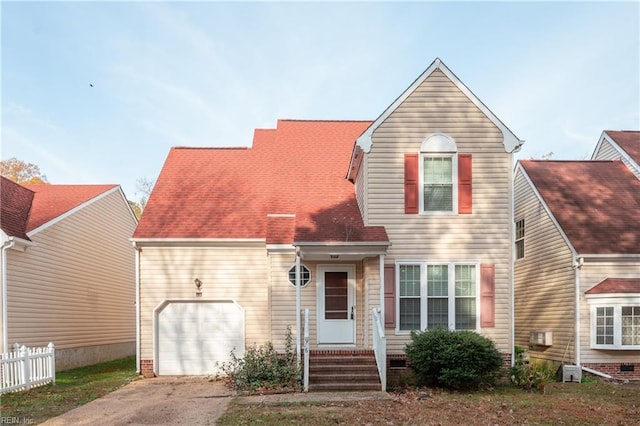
xmin=404 ymin=328 xmax=504 ymax=390
xmin=509 ymin=345 xmax=554 ymax=392
xmin=216 ymin=326 xmax=299 ymax=392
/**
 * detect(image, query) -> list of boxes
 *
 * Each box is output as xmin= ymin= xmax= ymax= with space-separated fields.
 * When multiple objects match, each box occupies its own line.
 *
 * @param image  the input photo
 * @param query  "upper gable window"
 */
xmin=404 ymin=134 xmax=472 ymax=215
xmin=420 ymin=134 xmax=457 ymax=214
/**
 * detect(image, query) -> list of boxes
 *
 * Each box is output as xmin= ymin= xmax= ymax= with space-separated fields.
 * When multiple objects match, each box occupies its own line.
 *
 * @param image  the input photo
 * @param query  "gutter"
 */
xmin=1 ymin=237 xmax=16 ymax=353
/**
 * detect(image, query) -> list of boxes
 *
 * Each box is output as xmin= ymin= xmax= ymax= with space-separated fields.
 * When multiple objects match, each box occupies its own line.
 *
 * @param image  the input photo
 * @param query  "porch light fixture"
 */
xmin=194 ymin=278 xmax=203 ymax=296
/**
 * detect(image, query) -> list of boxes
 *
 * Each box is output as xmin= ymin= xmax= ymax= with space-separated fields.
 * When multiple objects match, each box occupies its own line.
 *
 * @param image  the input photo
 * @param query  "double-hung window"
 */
xmin=588 ymin=301 xmax=640 ymax=349
xmin=397 ymin=263 xmax=478 ymax=332
xmin=515 ymin=218 xmax=525 ymax=259
xmin=422 ymin=156 xmax=455 ymax=212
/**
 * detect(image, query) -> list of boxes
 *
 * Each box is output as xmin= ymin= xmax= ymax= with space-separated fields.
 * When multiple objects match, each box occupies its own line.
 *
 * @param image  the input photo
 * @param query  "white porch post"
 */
xmin=295 ymin=248 xmax=301 ymax=369
xmin=379 ymin=254 xmax=385 ymax=317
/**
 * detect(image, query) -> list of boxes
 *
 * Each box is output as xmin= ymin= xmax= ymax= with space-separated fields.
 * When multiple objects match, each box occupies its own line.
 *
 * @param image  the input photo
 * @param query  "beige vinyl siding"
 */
xmin=365 ymin=69 xmax=512 ymax=354
xmin=139 ymin=246 xmax=269 ymax=360
xmin=5 ymin=190 xmax=136 ymax=351
xmin=355 ymin=155 xmax=368 ymax=225
xmin=514 ymin=170 xmax=576 ymax=363
xmin=593 ymin=139 xmax=640 ymax=179
xmin=579 ymin=261 xmax=640 ymax=364
xmin=593 ymin=139 xmax=621 ymax=161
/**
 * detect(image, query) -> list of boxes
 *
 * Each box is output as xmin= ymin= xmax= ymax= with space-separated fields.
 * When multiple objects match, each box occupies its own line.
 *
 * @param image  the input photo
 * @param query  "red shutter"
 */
xmin=404 ymin=154 xmax=419 ymax=214
xmin=480 ymin=264 xmax=495 ymax=328
xmin=458 ymin=154 xmax=472 ymax=214
xmin=384 ymin=265 xmax=396 ymax=328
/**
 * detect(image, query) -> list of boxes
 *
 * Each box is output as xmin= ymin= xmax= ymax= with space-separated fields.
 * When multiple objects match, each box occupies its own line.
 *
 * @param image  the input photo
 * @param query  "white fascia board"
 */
xmin=585 ymin=294 xmax=640 ymax=303
xmin=515 ymin=163 xmax=578 ymax=258
xmin=294 ymin=241 xmax=390 ymax=247
xmin=355 ymin=58 xmax=523 ymax=153
xmin=266 ymin=244 xmax=296 ymax=252
xmin=117 ymin=186 xmax=140 ymax=225
xmin=132 ymin=238 xmax=266 ymax=249
xmin=27 ymin=186 xmax=120 ymax=237
xmin=582 ymin=254 xmax=640 ymax=260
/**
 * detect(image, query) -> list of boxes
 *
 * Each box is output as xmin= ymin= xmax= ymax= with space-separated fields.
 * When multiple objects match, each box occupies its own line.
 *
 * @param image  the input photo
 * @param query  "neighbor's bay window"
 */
xmin=398 ymin=263 xmax=478 ymax=332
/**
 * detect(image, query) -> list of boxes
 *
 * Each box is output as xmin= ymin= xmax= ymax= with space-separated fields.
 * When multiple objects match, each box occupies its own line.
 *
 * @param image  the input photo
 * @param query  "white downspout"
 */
xmin=574 ymin=256 xmax=584 ymax=366
xmin=379 ymin=254 xmax=385 ymax=318
xmin=2 ymin=237 xmax=16 ymax=353
xmin=295 ymin=248 xmax=301 ymax=369
xmin=133 ymin=242 xmax=141 ymax=374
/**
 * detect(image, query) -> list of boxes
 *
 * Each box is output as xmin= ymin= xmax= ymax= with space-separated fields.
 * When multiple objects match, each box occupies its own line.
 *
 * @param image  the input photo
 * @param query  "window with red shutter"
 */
xmin=404 ymin=154 xmax=419 ymax=214
xmin=384 ymin=265 xmax=396 ymax=328
xmin=480 ymin=264 xmax=495 ymax=328
xmin=458 ymin=154 xmax=472 ymax=214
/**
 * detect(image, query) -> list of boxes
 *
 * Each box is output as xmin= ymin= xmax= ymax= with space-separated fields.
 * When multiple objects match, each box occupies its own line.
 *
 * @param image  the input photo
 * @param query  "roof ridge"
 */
xmin=171 ymin=146 xmax=250 ymax=150
xmin=277 ymin=119 xmax=373 ymax=123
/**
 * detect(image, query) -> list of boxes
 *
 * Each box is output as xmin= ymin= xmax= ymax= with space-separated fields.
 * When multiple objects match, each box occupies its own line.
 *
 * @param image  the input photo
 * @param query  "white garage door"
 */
xmin=157 ymin=301 xmax=244 ymax=375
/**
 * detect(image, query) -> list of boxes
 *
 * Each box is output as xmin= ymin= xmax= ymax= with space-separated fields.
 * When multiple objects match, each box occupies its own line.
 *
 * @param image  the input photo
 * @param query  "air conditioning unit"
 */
xmin=562 ymin=365 xmax=582 ymax=383
xmin=529 ymin=331 xmax=553 ymax=346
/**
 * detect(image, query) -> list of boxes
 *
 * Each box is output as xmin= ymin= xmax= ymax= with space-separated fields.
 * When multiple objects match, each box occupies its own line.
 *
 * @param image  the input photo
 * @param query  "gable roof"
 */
xmin=1 ymin=176 xmax=35 ymax=241
xmin=604 ymin=130 xmax=640 ymax=165
xmin=586 ymin=278 xmax=640 ymax=295
xmin=354 ymin=58 xmax=523 ymax=154
xmin=519 ymin=160 xmax=640 ymax=255
xmin=133 ymin=120 xmax=389 ymax=244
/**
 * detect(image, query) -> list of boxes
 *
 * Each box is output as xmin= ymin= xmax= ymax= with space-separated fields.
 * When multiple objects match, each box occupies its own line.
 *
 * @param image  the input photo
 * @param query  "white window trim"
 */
xmin=395 ymin=261 xmax=480 ymax=335
xmin=288 ymin=264 xmax=311 ymax=287
xmin=587 ymin=295 xmax=640 ymax=350
xmin=419 ymin=153 xmax=458 ymax=215
xmin=514 ymin=217 xmax=525 ymax=261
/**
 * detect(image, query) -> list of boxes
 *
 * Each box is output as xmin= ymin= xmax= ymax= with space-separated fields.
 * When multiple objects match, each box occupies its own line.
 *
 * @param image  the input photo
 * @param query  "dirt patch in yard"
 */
xmin=219 ymin=382 xmax=640 ymax=425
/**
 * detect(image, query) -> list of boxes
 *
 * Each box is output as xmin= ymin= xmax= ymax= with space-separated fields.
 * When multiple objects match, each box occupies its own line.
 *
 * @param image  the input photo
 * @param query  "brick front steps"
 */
xmin=308 ymin=350 xmax=381 ymax=391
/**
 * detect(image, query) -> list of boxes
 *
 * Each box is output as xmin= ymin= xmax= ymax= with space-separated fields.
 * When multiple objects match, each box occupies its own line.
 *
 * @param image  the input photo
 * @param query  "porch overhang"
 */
xmin=293 ymin=241 xmax=390 ymax=261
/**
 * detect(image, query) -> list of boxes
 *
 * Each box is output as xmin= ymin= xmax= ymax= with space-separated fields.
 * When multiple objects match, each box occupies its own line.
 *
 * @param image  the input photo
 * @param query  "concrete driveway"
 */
xmin=41 ymin=377 xmax=233 ymax=426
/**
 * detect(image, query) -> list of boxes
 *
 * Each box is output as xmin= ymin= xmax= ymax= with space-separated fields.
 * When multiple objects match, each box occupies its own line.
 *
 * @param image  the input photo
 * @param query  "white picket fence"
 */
xmin=0 ymin=342 xmax=56 ymax=393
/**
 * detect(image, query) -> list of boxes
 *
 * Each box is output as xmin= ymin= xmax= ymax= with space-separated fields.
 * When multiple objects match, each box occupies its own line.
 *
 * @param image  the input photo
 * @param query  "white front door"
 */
xmin=317 ymin=265 xmax=355 ymax=345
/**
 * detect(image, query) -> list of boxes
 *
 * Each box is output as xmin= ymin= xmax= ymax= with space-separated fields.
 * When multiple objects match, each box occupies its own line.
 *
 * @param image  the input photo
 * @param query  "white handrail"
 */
xmin=303 ymin=308 xmax=310 ymax=392
xmin=371 ymin=307 xmax=386 ymax=391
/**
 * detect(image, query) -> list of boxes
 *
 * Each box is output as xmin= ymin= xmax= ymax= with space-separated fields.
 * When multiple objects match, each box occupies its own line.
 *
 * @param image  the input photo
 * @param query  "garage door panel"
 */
xmin=157 ymin=301 xmax=244 ymax=375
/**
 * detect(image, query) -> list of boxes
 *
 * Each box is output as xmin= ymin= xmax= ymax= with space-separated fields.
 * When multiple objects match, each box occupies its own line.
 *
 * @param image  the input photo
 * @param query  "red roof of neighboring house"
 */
xmin=134 ymin=120 xmax=389 ymax=244
xmin=22 ymin=184 xmax=118 ymax=232
xmin=1 ymin=176 xmax=35 ymax=240
xmin=586 ymin=278 xmax=640 ymax=294
xmin=520 ymin=160 xmax=640 ymax=255
xmin=606 ymin=130 xmax=640 ymax=164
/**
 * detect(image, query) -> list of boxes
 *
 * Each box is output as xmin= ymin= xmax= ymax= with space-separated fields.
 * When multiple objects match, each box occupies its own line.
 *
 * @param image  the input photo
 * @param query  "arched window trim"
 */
xmin=420 ymin=133 xmax=458 ymax=153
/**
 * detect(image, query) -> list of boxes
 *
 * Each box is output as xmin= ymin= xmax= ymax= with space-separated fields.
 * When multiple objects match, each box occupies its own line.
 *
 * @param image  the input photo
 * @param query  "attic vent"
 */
xmin=620 ymin=363 xmax=635 ymax=372
xmin=529 ymin=331 xmax=553 ymax=346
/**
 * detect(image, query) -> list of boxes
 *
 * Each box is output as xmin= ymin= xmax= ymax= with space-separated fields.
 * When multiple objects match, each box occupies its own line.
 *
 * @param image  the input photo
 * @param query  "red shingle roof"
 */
xmin=586 ymin=278 xmax=640 ymax=294
xmin=134 ymin=120 xmax=389 ymax=243
xmin=22 ymin=184 xmax=118 ymax=232
xmin=1 ymin=176 xmax=34 ymax=240
xmin=520 ymin=160 xmax=640 ymax=255
xmin=606 ymin=130 xmax=640 ymax=165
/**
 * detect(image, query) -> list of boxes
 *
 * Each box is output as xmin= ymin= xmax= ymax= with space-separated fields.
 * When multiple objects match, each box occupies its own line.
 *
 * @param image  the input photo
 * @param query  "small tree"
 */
xmin=405 ymin=328 xmax=504 ymax=390
xmin=0 ymin=157 xmax=49 ymax=185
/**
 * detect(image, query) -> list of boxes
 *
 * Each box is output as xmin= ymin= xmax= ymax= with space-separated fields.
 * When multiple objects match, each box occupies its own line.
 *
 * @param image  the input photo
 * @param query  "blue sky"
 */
xmin=2 ymin=1 xmax=639 ymax=201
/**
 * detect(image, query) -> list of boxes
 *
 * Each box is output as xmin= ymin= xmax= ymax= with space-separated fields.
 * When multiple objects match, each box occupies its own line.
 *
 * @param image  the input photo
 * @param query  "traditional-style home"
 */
xmin=0 ymin=177 xmax=137 ymax=370
xmin=514 ymin=135 xmax=640 ymax=380
xmin=133 ymin=58 xmax=523 ymax=389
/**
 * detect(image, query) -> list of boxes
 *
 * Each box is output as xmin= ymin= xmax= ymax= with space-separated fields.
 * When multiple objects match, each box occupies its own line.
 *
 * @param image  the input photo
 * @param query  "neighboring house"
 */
xmin=133 ymin=58 xmax=523 ymax=388
xmin=591 ymin=130 xmax=640 ymax=178
xmin=0 ymin=177 xmax=138 ymax=370
xmin=514 ymin=145 xmax=640 ymax=380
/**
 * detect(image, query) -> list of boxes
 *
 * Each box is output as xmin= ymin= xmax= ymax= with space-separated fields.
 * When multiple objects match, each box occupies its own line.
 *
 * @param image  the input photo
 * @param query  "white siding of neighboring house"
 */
xmin=4 ymin=190 xmax=137 ymax=369
xmin=139 ymin=245 xmax=270 ymax=362
xmin=514 ymin=169 xmax=577 ymax=363
xmin=579 ymin=261 xmax=640 ymax=364
xmin=364 ymin=69 xmax=513 ymax=354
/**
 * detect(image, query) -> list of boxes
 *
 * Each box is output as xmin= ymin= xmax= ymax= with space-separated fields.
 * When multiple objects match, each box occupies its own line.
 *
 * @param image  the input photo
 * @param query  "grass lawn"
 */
xmin=219 ymin=381 xmax=640 ymax=425
xmin=0 ymin=355 xmax=138 ymax=424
